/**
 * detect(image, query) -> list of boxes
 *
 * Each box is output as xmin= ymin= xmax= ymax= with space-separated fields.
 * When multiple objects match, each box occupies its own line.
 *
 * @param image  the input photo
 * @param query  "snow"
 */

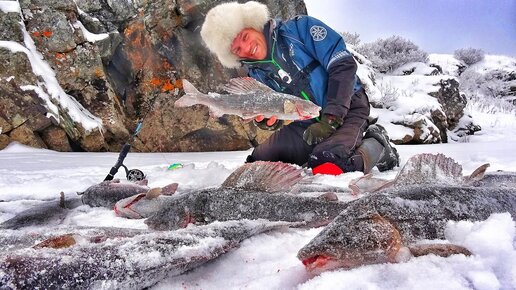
xmin=1 ymin=6 xmax=516 ymax=288
xmin=0 ymin=1 xmax=20 ymax=13
xmin=1 ymin=98 xmax=516 ymax=289
xmin=72 ymin=20 xmax=109 ymax=42
xmin=0 ymin=3 xmax=103 ymax=132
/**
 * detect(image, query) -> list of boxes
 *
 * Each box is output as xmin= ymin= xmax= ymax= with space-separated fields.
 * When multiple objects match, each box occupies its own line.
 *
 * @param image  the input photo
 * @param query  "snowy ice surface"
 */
xmin=1 ymin=99 xmax=516 ymax=289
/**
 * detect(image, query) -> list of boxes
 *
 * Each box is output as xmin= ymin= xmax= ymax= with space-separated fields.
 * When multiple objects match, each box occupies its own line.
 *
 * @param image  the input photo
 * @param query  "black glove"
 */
xmin=253 ymin=115 xmax=284 ymax=131
xmin=303 ymin=114 xmax=342 ymax=145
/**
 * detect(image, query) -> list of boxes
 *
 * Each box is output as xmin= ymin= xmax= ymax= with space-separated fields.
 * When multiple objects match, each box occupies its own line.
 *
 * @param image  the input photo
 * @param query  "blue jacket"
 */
xmin=242 ymin=16 xmax=364 ymax=121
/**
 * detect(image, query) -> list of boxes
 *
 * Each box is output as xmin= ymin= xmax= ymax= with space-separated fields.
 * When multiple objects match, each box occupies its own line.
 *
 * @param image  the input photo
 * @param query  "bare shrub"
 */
xmin=339 ymin=31 xmax=361 ymax=47
xmin=357 ymin=35 xmax=428 ymax=73
xmin=454 ymin=48 xmax=485 ymax=66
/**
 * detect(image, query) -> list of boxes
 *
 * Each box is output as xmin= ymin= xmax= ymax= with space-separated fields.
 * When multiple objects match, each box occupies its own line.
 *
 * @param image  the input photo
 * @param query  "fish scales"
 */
xmin=175 ymin=78 xmax=321 ymax=120
xmin=0 ymin=220 xmax=291 ymax=289
xmin=145 ymin=188 xmax=347 ymax=230
xmin=297 ymin=153 xmax=516 ymax=272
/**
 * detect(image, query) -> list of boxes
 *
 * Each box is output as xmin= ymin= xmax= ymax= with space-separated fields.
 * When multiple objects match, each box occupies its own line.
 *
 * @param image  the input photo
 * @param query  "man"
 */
xmin=200 ymin=1 xmax=399 ymax=175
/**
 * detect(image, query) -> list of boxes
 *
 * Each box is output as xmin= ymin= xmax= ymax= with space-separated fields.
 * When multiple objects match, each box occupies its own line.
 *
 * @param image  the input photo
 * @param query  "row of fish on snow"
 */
xmin=1 ymin=153 xmax=516 ymax=289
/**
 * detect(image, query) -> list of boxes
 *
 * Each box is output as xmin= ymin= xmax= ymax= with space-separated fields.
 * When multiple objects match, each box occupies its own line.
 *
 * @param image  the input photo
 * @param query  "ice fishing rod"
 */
xmin=103 ymin=121 xmax=145 ymax=182
xmin=104 ymin=83 xmax=163 ymax=182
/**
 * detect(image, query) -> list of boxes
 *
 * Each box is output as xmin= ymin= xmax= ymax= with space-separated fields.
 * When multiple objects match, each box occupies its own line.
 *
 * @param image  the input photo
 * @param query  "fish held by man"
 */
xmin=145 ymin=161 xmax=348 ymax=230
xmin=0 ymin=220 xmax=293 ymax=289
xmin=297 ymin=153 xmax=516 ymax=273
xmin=175 ymin=78 xmax=321 ymax=120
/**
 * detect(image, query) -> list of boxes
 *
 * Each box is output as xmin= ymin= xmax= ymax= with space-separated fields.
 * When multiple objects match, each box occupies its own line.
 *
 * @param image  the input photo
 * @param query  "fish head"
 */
xmin=283 ymin=99 xmax=321 ymax=120
xmin=297 ymin=212 xmax=403 ymax=273
xmin=144 ymin=202 xmax=197 ymax=231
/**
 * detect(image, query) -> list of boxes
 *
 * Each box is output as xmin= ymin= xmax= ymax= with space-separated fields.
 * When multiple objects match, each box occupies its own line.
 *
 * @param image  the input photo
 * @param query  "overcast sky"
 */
xmin=304 ymin=0 xmax=516 ymax=56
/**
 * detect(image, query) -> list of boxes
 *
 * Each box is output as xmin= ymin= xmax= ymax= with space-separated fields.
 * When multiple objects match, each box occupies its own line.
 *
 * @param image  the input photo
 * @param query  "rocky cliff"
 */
xmin=0 ymin=0 xmax=307 ymax=152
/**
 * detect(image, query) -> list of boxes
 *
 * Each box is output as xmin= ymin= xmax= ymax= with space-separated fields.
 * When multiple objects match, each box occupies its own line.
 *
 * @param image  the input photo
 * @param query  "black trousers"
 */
xmin=249 ymin=89 xmax=370 ymax=171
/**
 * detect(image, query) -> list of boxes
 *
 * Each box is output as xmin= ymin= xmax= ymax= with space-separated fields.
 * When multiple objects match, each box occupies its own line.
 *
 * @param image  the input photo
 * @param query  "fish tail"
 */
xmin=174 ymin=80 xmax=204 ymax=107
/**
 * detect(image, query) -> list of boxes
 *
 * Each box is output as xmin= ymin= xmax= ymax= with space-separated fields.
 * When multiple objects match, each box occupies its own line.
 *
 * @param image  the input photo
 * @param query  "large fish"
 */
xmin=0 ymin=193 xmax=82 ymax=230
xmin=297 ymin=153 xmax=516 ymax=273
xmin=0 ymin=179 xmax=177 ymax=229
xmin=0 ymin=220 xmax=293 ymax=289
xmin=145 ymin=161 xmax=348 ymax=230
xmin=79 ymin=178 xmax=152 ymax=208
xmin=175 ymin=77 xmax=321 ymax=120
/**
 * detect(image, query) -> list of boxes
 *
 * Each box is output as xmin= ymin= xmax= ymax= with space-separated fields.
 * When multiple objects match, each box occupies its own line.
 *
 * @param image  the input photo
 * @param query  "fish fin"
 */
xmin=182 ymin=79 xmax=201 ymax=95
xmin=348 ymin=173 xmax=392 ymax=194
xmin=222 ymin=77 xmax=274 ymax=94
xmin=283 ymin=99 xmax=296 ymax=114
xmin=467 ymin=163 xmax=490 ymax=182
xmin=393 ymin=153 xmax=464 ymax=186
xmin=145 ymin=188 xmax=162 ymax=199
xmin=175 ymin=80 xmax=205 ymax=108
xmin=161 ymin=183 xmax=178 ymax=196
xmin=221 ymin=161 xmax=307 ymax=192
xmin=59 ymin=191 xmax=65 ymax=208
xmin=33 ymin=234 xmax=77 ymax=249
xmin=408 ymin=243 xmax=472 ymax=258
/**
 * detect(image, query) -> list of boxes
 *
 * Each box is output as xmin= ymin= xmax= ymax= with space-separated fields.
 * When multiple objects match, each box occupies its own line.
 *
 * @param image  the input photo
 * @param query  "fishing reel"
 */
xmin=125 ymin=167 xmax=146 ymax=182
xmin=104 ymin=143 xmax=146 ymax=182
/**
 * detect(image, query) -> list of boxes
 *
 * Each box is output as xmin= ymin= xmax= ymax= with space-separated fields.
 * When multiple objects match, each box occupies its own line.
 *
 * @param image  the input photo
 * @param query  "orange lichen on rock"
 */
xmin=42 ymin=30 xmax=53 ymax=37
xmin=161 ymin=80 xmax=175 ymax=92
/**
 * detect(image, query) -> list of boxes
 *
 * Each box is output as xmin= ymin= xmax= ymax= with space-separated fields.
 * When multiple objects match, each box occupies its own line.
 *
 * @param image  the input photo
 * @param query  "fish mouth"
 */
xmin=302 ymin=254 xmax=332 ymax=271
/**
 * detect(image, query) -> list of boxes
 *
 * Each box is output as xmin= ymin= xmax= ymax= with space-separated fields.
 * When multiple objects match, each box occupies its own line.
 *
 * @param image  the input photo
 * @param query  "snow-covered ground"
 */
xmin=1 ymin=103 xmax=516 ymax=289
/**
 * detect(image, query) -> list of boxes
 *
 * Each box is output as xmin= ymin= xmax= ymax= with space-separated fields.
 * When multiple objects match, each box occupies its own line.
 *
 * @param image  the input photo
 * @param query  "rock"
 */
xmin=0 ymin=134 xmax=9 ymax=150
xmin=429 ymin=78 xmax=467 ymax=130
xmin=0 ymin=11 xmax=24 ymax=42
xmin=40 ymin=126 xmax=72 ymax=151
xmin=392 ymin=114 xmax=441 ymax=144
xmin=9 ymin=124 xmax=47 ymax=149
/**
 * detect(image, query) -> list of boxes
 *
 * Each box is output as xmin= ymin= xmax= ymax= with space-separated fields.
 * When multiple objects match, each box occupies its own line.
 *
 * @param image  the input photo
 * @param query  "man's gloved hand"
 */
xmin=303 ymin=114 xmax=342 ymax=145
xmin=254 ymin=115 xmax=283 ymax=131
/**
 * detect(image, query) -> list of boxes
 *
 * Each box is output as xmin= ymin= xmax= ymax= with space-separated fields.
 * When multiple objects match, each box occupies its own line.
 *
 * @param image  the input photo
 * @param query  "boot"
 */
xmin=363 ymin=124 xmax=400 ymax=172
xmin=356 ymin=138 xmax=384 ymax=174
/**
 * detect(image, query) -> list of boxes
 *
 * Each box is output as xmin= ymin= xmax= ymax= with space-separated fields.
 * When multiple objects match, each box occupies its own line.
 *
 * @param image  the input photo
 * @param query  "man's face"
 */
xmin=230 ymin=28 xmax=267 ymax=60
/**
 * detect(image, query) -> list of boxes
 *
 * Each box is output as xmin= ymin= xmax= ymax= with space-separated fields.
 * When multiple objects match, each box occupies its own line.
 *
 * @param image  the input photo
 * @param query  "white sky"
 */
xmin=305 ymin=0 xmax=516 ymax=56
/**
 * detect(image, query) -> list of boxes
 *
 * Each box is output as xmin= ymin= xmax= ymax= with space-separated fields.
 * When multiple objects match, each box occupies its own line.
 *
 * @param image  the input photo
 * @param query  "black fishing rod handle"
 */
xmin=104 ymin=143 xmax=132 ymax=181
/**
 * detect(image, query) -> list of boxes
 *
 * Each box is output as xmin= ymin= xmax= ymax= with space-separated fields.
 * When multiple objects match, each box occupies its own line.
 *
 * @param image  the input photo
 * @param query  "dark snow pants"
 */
xmin=248 ymin=88 xmax=370 ymax=172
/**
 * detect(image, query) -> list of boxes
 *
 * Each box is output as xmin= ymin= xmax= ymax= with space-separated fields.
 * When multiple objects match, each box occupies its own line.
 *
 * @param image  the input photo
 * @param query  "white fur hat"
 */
xmin=200 ymin=1 xmax=270 ymax=68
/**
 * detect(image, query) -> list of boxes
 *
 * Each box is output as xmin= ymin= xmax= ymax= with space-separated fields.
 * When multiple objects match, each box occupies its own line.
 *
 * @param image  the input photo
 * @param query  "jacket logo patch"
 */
xmin=310 ymin=25 xmax=327 ymax=41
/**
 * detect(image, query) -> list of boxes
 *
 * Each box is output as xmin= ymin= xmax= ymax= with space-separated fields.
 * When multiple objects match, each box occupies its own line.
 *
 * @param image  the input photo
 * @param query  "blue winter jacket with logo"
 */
xmin=242 ymin=15 xmax=366 ymax=122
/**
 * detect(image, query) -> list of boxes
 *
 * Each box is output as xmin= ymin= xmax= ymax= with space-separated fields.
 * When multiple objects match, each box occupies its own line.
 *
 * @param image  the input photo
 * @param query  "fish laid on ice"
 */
xmin=175 ymin=77 xmax=321 ymax=120
xmin=79 ymin=178 xmax=152 ymax=208
xmin=298 ymin=153 xmax=516 ymax=273
xmin=0 ymin=179 xmax=177 ymax=229
xmin=349 ymin=153 xmax=491 ymax=194
xmin=0 ymin=220 xmax=293 ymax=289
xmin=145 ymin=161 xmax=348 ymax=230
xmin=0 ymin=193 xmax=82 ymax=230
